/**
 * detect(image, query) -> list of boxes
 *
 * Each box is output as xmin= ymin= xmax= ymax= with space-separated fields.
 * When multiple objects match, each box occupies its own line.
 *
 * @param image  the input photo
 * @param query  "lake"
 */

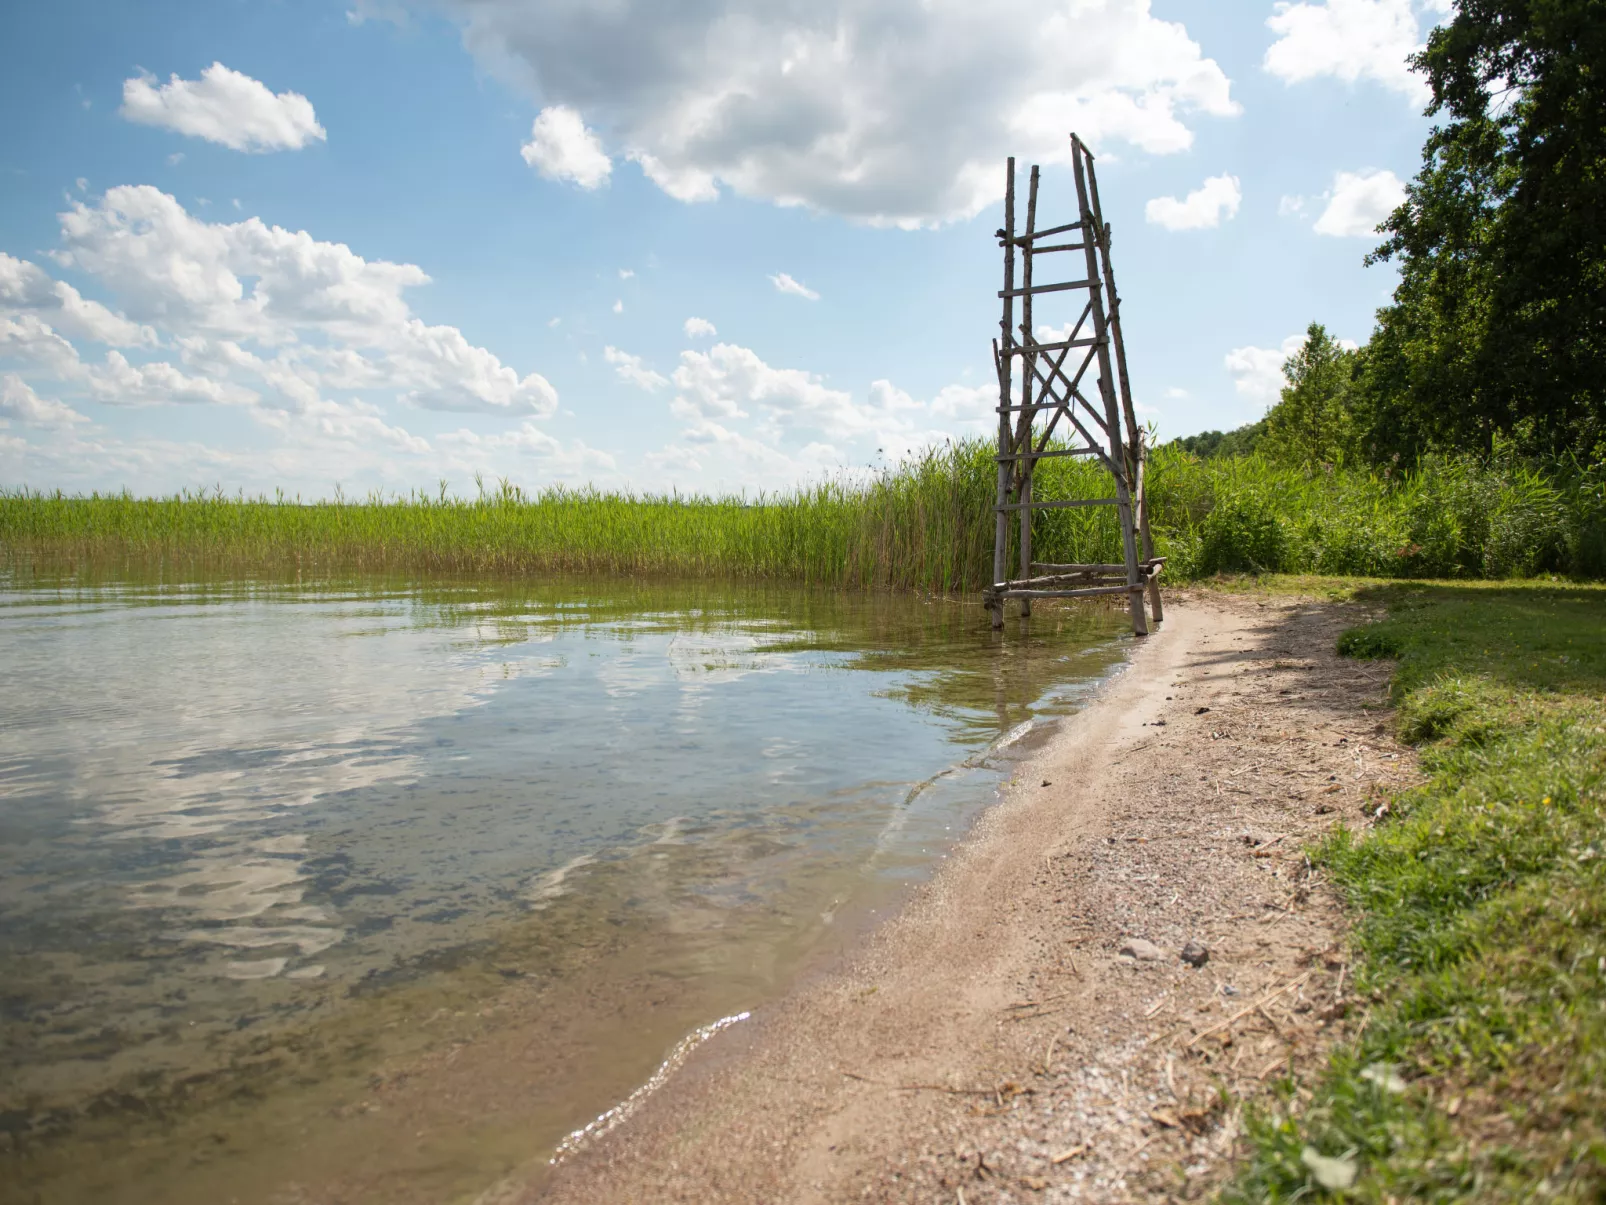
xmin=0 ymin=565 xmax=1130 ymax=1204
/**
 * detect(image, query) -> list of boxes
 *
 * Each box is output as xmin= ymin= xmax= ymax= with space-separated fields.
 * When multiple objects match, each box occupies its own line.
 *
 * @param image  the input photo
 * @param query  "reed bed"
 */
xmin=4 ymin=441 xmax=1603 ymax=588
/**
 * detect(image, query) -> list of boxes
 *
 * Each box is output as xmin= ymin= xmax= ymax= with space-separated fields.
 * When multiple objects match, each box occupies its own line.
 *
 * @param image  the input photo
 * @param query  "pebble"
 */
xmin=1180 ymin=940 xmax=1210 ymax=967
xmin=1118 ymin=938 xmax=1163 ymax=962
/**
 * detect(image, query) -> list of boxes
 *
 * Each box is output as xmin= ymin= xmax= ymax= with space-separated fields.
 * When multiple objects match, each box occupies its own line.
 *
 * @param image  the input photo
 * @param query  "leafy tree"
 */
xmin=1261 ymin=323 xmax=1361 ymax=467
xmin=1367 ymin=0 xmax=1606 ymax=461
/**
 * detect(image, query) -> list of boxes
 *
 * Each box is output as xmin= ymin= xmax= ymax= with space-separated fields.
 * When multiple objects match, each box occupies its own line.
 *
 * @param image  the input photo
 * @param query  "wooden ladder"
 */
xmin=982 ymin=134 xmax=1164 ymax=636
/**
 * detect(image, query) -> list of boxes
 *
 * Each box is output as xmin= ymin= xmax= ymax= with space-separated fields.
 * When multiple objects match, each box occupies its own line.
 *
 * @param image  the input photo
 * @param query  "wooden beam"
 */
xmin=994 ymin=497 xmax=1119 ymax=511
xmin=997 ymin=279 xmax=1096 ymax=299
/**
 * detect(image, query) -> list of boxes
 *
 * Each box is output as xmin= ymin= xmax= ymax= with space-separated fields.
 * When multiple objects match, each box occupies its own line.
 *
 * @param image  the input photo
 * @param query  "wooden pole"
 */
xmin=1135 ymin=439 xmax=1164 ymax=624
xmin=1084 ymin=146 xmax=1160 ymax=628
xmin=1071 ymin=136 xmax=1147 ymax=637
xmin=1017 ymin=164 xmax=1040 ymax=618
xmin=990 ymin=158 xmax=1016 ymax=630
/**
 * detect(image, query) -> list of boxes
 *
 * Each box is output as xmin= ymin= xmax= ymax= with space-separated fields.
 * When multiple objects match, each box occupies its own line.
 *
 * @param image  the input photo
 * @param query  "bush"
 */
xmin=1196 ymin=491 xmax=1290 ymax=574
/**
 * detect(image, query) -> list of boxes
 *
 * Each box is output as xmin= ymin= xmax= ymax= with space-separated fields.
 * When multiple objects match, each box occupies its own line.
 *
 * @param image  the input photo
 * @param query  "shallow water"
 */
xmin=0 ymin=566 xmax=1130 ymax=1204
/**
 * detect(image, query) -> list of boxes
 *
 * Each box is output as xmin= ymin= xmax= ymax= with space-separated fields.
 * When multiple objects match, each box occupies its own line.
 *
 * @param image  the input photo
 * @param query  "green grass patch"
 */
xmin=1221 ymin=584 xmax=1606 ymax=1202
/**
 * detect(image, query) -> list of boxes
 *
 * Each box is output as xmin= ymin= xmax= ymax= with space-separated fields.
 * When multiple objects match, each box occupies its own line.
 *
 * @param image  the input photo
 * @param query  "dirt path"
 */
xmin=507 ymin=591 xmax=1411 ymax=1204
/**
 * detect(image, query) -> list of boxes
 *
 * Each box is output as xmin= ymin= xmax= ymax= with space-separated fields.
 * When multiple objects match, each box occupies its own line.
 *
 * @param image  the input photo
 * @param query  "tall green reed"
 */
xmin=3 ymin=440 xmax=1601 ymax=589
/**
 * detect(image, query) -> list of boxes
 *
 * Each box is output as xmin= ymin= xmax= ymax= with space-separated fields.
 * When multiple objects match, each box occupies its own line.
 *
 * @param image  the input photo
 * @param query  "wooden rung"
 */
xmin=994 ymin=498 xmax=1118 ymax=511
xmin=1032 ymin=558 xmax=1167 ymax=573
xmin=1025 ymin=242 xmax=1088 ymax=254
xmin=997 ymin=279 xmax=1096 ymax=299
xmin=994 ymin=447 xmax=1101 ymax=462
xmin=1008 ymin=578 xmax=1124 ymax=591
xmin=991 ymin=585 xmax=1146 ymax=600
xmin=1006 ymin=337 xmax=1100 ymax=354
xmin=1011 ymin=220 xmax=1087 ymax=243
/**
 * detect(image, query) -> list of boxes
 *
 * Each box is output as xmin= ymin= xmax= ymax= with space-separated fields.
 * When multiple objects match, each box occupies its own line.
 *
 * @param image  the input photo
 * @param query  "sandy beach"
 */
xmin=500 ymin=589 xmax=1412 ymax=1204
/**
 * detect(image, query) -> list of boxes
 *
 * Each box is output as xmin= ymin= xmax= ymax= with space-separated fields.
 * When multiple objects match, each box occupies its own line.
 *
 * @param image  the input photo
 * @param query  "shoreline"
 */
xmin=516 ymin=589 xmax=1409 ymax=1203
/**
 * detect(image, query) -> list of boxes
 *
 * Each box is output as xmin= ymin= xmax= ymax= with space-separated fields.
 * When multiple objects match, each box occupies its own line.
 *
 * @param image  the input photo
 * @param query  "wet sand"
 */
xmin=514 ymin=590 xmax=1411 ymax=1203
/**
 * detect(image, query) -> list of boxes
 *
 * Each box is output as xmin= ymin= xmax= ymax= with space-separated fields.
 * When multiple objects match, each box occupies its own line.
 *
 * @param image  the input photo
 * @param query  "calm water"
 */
xmin=0 ymin=566 xmax=1130 ymax=1204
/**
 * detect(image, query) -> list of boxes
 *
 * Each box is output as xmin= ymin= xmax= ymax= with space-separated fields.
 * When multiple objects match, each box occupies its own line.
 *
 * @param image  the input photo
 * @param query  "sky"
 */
xmin=0 ymin=0 xmax=1448 ymax=499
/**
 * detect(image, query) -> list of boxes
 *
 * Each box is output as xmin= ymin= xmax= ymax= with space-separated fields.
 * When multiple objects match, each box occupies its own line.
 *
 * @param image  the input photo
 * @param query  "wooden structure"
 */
xmin=982 ymin=135 xmax=1164 ymax=636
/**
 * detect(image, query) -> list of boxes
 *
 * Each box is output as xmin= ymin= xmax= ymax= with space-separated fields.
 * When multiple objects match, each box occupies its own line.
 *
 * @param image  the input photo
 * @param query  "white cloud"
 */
xmin=1225 ymin=330 xmax=1359 ymax=403
xmin=120 ymin=63 xmax=327 ymax=152
xmin=0 ymin=374 xmax=87 ymax=427
xmin=1225 ymin=333 xmax=1306 ymax=404
xmin=683 ymin=316 xmax=717 ymax=339
xmin=627 ymin=152 xmax=719 ymax=204
xmin=603 ymin=345 xmax=668 ymax=391
xmin=426 ymin=0 xmax=1238 ymax=226
xmin=520 ymin=106 xmax=612 ymax=189
xmin=668 ymin=342 xmax=956 ymax=458
xmin=1144 ymin=173 xmax=1241 ymax=231
xmin=643 ymin=342 xmax=991 ymax=490
xmin=1278 ymin=194 xmax=1308 ymax=217
xmin=1314 ymin=168 xmax=1405 ymax=236
xmin=47 ymin=186 xmax=556 ymax=416
xmin=611 ymin=299 xmax=623 ymax=314
xmin=0 ymin=253 xmax=154 ymax=346
xmin=1264 ymin=0 xmax=1432 ymax=103
xmin=618 ymin=268 xmax=634 ymax=279
xmin=438 ymin=423 xmax=616 ymax=473
xmin=89 ymin=349 xmax=255 ymax=407
xmin=769 ymin=273 xmax=820 ymax=301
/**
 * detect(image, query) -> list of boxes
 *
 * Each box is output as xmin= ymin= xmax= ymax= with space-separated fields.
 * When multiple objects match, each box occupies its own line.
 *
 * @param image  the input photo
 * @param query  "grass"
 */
xmin=1219 ymin=582 xmax=1606 ymax=1202
xmin=4 ymin=442 xmax=1603 ymax=589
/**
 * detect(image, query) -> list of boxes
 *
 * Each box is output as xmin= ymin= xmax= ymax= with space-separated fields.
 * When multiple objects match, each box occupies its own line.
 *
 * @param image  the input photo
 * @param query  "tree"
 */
xmin=1261 ymin=324 xmax=1361 ymax=467
xmin=1367 ymin=0 xmax=1606 ymax=461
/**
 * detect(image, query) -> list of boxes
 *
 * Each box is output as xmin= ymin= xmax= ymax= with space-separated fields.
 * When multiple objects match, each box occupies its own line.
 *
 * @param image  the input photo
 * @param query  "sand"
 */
xmin=503 ymin=590 xmax=1411 ymax=1204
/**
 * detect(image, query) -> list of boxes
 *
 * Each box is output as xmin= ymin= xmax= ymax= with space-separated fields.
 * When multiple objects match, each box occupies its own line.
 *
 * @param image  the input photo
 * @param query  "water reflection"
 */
xmin=0 ymin=564 xmax=1129 ymax=1205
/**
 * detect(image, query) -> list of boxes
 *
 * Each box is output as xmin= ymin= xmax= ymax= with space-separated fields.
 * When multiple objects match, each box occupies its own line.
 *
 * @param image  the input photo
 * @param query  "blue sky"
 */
xmin=0 ymin=0 xmax=1447 ymax=498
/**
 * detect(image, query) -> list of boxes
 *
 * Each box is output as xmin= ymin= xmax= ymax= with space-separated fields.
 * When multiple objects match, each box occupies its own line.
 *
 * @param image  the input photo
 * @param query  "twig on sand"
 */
xmin=1185 ymin=972 xmax=1313 ymax=1049
xmin=840 ymin=1071 xmax=1026 ymax=1098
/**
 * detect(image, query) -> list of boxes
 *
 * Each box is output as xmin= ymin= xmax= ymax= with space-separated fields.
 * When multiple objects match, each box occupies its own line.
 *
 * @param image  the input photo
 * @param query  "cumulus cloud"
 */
xmin=683 ymin=316 xmax=717 ymax=338
xmin=520 ymin=105 xmax=612 ymax=188
xmin=1314 ymin=168 xmax=1406 ymax=236
xmin=438 ymin=423 xmax=617 ymax=474
xmin=769 ymin=272 xmax=820 ymax=301
xmin=421 ymin=0 xmax=1238 ymax=225
xmin=1224 ymin=333 xmax=1306 ymax=404
xmin=0 ymin=253 xmax=154 ymax=346
xmin=604 ymin=345 xmax=668 ymax=391
xmin=0 ymin=184 xmax=590 ymax=494
xmin=120 ymin=63 xmax=327 ymax=152
xmin=1264 ymin=0 xmax=1433 ymax=103
xmin=1225 ymin=330 xmax=1359 ymax=403
xmin=1144 ymin=173 xmax=1242 ymax=231
xmin=0 ymin=374 xmax=87 ymax=427
xmin=654 ymin=341 xmax=974 ymax=486
xmin=47 ymin=185 xmax=557 ymax=415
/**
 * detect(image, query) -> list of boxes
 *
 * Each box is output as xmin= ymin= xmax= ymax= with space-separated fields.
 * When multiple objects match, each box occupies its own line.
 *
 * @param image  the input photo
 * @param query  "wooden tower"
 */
xmin=982 ymin=135 xmax=1164 ymax=636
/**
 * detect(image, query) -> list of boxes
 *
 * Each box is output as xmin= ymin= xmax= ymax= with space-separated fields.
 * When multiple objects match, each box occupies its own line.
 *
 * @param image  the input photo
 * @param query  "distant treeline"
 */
xmin=1182 ymin=0 xmax=1604 ymax=471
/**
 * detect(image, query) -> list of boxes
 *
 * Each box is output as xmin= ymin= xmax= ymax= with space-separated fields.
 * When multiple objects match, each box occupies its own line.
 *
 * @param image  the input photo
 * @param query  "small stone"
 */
xmin=1119 ymin=938 xmax=1163 ymax=962
xmin=1042 ymin=779 xmax=1052 ymax=787
xmin=1180 ymin=940 xmax=1210 ymax=968
xmin=1194 ymin=706 xmax=1211 ymax=715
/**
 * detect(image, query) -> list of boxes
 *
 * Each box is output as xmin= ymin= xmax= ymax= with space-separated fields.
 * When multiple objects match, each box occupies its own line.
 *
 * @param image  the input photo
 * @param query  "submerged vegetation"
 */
xmin=1223 ymin=581 xmax=1606 ymax=1202
xmin=5 ymin=442 xmax=1604 ymax=588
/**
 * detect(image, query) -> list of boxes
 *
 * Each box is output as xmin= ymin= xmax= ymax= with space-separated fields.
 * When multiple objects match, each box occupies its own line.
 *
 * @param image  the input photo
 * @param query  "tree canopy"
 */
xmin=1368 ymin=0 xmax=1606 ymax=461
xmin=1174 ymin=0 xmax=1604 ymax=468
